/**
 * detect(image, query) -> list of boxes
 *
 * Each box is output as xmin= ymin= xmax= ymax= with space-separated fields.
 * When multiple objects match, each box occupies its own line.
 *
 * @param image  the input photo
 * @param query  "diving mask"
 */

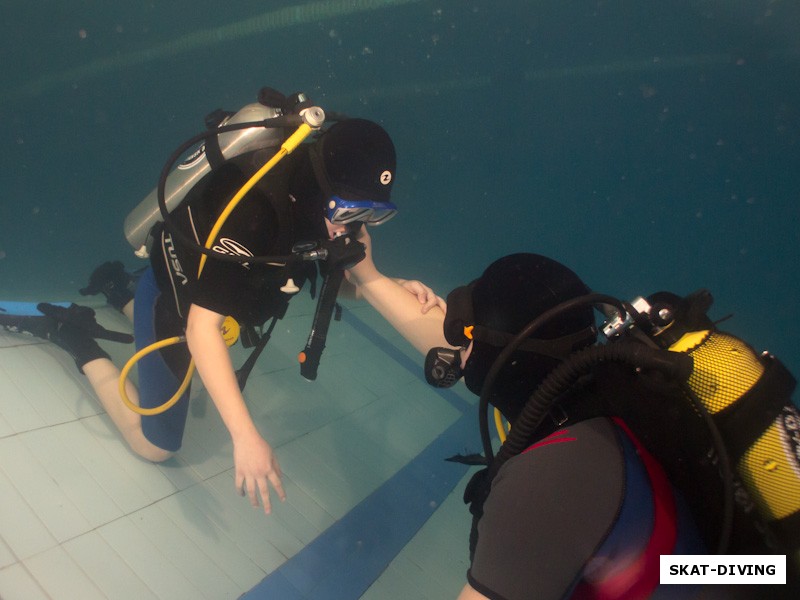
xmin=326 ymin=196 xmax=398 ymax=225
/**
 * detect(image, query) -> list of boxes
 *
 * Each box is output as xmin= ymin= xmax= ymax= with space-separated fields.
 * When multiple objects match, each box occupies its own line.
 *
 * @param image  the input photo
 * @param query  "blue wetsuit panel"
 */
xmin=133 ymin=267 xmax=191 ymax=452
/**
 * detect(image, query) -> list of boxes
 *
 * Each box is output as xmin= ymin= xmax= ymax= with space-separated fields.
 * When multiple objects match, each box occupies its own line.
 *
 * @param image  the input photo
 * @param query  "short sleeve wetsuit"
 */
xmin=133 ymin=147 xmax=313 ymax=451
xmin=468 ymin=416 xmax=706 ymax=600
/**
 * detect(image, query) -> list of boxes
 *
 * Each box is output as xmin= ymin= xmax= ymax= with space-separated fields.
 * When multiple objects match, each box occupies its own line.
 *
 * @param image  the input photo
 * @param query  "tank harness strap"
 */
xmin=533 ymin=389 xmax=608 ymax=440
xmin=714 ymin=354 xmax=797 ymax=462
xmin=204 ymin=131 xmax=226 ymax=169
xmin=236 ymin=316 xmax=280 ymax=391
xmin=774 ymin=508 xmax=800 ymax=553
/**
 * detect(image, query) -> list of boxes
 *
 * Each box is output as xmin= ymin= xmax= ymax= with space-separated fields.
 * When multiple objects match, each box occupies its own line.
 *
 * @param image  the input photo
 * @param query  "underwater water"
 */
xmin=1 ymin=2 xmax=800 ymax=599
xmin=1 ymin=0 xmax=798 ymax=376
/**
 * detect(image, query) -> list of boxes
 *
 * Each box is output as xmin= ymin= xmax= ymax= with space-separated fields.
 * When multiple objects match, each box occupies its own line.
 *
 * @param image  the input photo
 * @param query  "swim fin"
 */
xmin=0 ymin=302 xmax=132 ymax=372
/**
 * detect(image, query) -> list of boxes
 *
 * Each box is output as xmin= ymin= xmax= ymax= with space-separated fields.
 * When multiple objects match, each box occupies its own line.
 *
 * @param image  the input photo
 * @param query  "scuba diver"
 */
xmin=423 ymin=253 xmax=799 ymax=599
xmin=0 ymin=88 xmax=448 ymax=515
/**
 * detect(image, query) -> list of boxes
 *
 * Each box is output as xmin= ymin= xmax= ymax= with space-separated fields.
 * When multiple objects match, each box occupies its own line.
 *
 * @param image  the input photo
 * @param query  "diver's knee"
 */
xmin=129 ymin=437 xmax=174 ymax=463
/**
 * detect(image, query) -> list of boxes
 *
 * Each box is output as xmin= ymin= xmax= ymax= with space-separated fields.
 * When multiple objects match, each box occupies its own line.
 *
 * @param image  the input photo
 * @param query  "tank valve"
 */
xmin=300 ymin=106 xmax=325 ymax=128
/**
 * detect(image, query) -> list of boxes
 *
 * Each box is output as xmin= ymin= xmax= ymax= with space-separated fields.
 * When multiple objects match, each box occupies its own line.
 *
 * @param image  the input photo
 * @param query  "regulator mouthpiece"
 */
xmin=424 ymin=347 xmax=463 ymax=388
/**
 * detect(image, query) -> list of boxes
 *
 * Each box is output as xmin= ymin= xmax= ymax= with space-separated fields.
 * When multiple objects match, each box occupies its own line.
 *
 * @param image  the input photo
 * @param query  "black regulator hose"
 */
xmin=477 ymin=293 xmax=628 ymax=463
xmin=481 ymin=312 xmax=734 ymax=554
xmin=157 ymin=116 xmax=311 ymax=266
xmin=488 ymin=342 xmax=694 ymax=477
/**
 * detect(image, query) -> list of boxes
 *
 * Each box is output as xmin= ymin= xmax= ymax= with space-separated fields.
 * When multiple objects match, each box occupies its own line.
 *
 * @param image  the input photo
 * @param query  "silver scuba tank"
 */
xmin=123 ymin=102 xmax=284 ymax=258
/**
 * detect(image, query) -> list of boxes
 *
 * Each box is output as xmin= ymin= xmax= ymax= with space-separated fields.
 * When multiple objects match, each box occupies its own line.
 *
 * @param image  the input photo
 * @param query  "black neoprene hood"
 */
xmin=311 ymin=119 xmax=396 ymax=202
xmin=456 ymin=253 xmax=597 ymax=406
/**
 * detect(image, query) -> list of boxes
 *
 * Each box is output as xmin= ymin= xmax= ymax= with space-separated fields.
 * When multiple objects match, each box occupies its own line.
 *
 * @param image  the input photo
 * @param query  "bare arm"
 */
xmin=456 ymin=584 xmax=490 ymax=600
xmin=345 ymin=227 xmax=450 ymax=355
xmin=186 ymin=303 xmax=285 ymax=513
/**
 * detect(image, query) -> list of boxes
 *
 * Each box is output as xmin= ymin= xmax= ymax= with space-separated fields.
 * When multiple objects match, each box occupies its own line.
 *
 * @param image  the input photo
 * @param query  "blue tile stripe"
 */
xmin=242 ymin=309 xmax=477 ymax=600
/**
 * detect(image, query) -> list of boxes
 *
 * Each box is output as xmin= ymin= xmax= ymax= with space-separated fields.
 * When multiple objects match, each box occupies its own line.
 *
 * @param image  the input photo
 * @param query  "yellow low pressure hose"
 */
xmin=198 ymin=121 xmax=317 ymax=276
xmin=495 ymin=407 xmax=509 ymax=443
xmin=118 ymin=113 xmax=322 ymax=415
xmin=118 ymin=336 xmax=190 ymax=416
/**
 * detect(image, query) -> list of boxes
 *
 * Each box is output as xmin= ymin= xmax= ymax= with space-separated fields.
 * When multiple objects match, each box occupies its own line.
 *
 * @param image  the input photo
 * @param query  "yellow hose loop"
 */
xmin=198 ymin=122 xmax=315 ymax=276
xmin=494 ymin=407 xmax=509 ymax=443
xmin=122 ymin=121 xmax=316 ymax=414
xmin=118 ymin=336 xmax=195 ymax=416
xmin=119 ymin=316 xmax=239 ymax=416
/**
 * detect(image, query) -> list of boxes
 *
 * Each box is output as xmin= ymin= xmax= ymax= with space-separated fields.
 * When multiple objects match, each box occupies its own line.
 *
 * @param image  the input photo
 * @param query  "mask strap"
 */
xmin=468 ymin=325 xmax=597 ymax=360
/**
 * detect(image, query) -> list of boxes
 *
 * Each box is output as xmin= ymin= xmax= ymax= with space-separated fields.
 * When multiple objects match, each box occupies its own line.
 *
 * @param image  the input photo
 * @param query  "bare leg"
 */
xmin=82 ymin=357 xmax=173 ymax=463
xmin=121 ymin=299 xmax=134 ymax=323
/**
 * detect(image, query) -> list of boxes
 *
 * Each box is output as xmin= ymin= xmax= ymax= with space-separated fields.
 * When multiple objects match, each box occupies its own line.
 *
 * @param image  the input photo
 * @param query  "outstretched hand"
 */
xmin=399 ymin=280 xmax=447 ymax=314
xmin=233 ymin=431 xmax=286 ymax=515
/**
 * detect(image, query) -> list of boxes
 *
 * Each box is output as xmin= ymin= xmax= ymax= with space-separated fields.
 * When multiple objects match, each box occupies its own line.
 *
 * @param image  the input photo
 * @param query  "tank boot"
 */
xmin=80 ymin=261 xmax=136 ymax=311
xmin=0 ymin=303 xmax=132 ymax=373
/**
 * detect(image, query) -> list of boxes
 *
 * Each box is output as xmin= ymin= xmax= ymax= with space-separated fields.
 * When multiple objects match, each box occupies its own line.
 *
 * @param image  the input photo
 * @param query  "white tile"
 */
xmin=0 ymin=467 xmax=56 ymax=560
xmin=0 ymin=435 xmax=88 ymax=545
xmin=0 ymin=410 xmax=12 ymax=439
xmin=128 ymin=503 xmax=243 ymax=599
xmin=0 ymin=293 xmax=478 ymax=600
xmin=200 ymin=473 xmax=303 ymax=571
xmin=0 ymin=562 xmax=49 ymax=600
xmin=150 ymin=492 xmax=266 ymax=592
xmin=0 ymin=359 xmax=46 ymax=433
xmin=0 ymin=536 xmax=15 ymax=569
xmin=277 ymin=436 xmax=367 ymax=519
xmin=51 ymin=420 xmax=155 ymax=514
xmin=20 ymin=426 xmax=124 ymax=528
xmin=264 ymin=476 xmax=336 ymax=545
xmin=24 ymin=545 xmax=106 ymax=600
xmin=153 ymin=452 xmax=206 ymax=491
xmin=177 ymin=398 xmax=231 ymax=480
xmin=17 ymin=344 xmax=97 ymax=423
xmin=348 ymin=383 xmax=461 ymax=462
xmin=64 ymin=530 xmax=159 ymax=600
xmin=97 ymin=516 xmax=206 ymax=600
xmin=244 ymin=367 xmax=378 ymax=450
xmin=77 ymin=414 xmax=179 ymax=503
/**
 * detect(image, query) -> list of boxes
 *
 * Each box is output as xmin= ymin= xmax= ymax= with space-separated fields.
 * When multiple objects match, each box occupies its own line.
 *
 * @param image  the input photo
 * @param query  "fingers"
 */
xmin=236 ymin=476 xmax=271 ymax=513
xmin=257 ymin=479 xmax=272 ymax=515
xmin=235 ymin=467 xmax=286 ymax=515
xmin=400 ymin=280 xmax=445 ymax=314
xmin=269 ymin=467 xmax=286 ymax=503
xmin=417 ymin=289 xmax=447 ymax=314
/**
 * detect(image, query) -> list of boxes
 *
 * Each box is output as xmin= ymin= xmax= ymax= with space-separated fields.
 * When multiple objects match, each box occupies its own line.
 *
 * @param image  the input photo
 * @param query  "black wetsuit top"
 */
xmin=150 ymin=145 xmax=323 ymax=328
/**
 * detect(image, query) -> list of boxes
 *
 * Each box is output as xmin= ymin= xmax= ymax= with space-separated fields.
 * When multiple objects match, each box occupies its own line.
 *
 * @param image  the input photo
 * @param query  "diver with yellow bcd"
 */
xmin=422 ymin=253 xmax=799 ymax=598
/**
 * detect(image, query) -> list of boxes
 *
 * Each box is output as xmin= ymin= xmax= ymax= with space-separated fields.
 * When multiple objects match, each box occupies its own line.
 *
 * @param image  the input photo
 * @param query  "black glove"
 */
xmin=463 ymin=467 xmax=492 ymax=519
xmin=463 ymin=467 xmax=492 ymax=562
